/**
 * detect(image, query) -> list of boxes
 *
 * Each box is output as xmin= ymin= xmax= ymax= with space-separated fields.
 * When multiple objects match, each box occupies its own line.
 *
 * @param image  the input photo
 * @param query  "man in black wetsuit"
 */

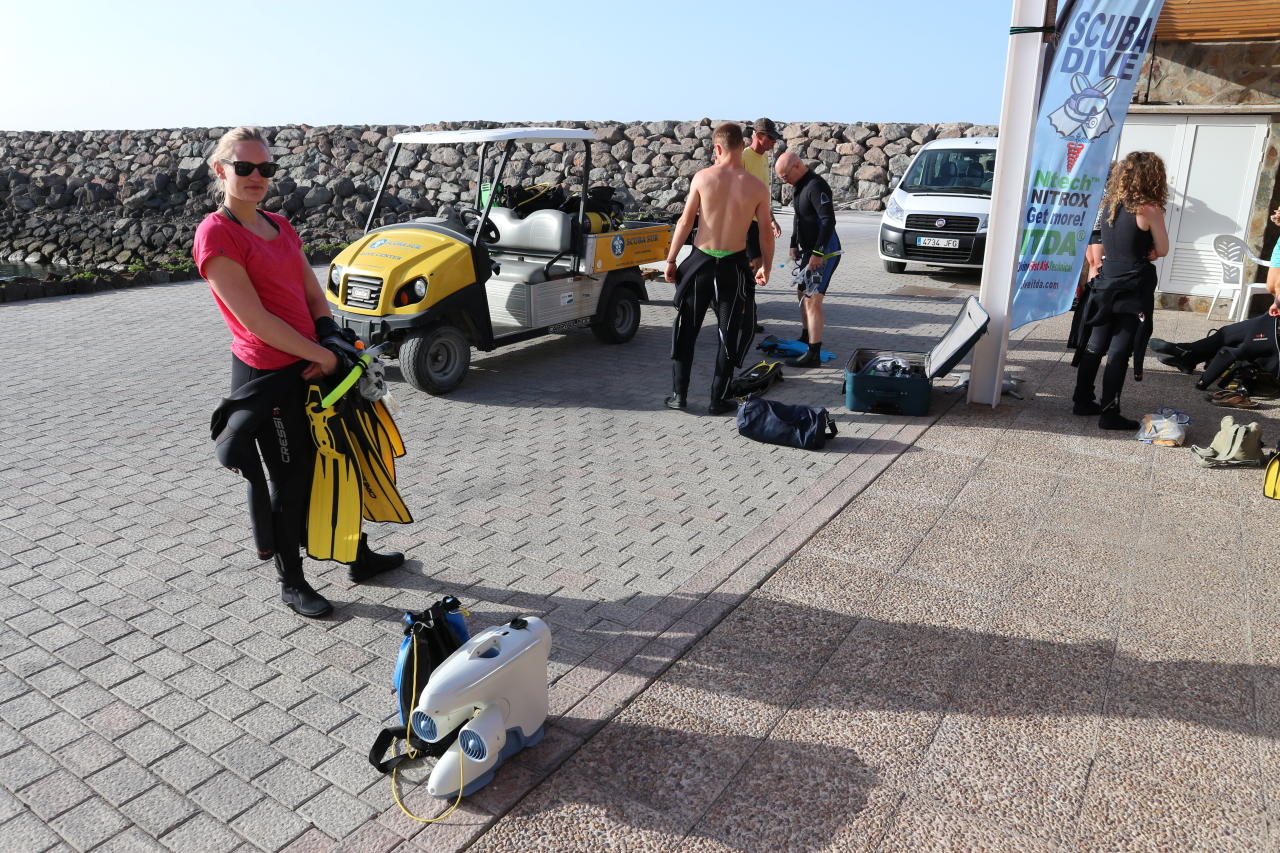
xmin=664 ymin=122 xmax=773 ymax=414
xmin=1151 ymin=314 xmax=1280 ymax=392
xmin=776 ymin=152 xmax=840 ymax=367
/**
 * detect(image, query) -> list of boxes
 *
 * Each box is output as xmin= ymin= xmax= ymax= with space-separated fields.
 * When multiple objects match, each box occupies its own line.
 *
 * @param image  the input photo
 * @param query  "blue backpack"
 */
xmin=369 ymin=596 xmax=470 ymax=773
xmin=736 ymin=397 xmax=838 ymax=450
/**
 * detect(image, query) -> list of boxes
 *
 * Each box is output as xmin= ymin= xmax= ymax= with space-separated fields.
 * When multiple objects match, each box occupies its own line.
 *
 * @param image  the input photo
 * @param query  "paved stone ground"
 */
xmin=1 ymin=213 xmax=986 ymax=851
xmin=475 ymin=296 xmax=1280 ymax=851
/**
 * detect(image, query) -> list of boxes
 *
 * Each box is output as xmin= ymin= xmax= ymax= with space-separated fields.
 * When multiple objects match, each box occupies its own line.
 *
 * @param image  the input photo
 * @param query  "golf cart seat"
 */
xmin=487 ymin=207 xmax=575 ymax=284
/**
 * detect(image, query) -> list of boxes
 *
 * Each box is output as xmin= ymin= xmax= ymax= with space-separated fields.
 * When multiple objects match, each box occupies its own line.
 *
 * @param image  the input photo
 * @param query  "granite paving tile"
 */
xmin=691 ymin=740 xmax=899 ymax=852
xmin=1075 ymin=761 xmax=1271 ymax=852
xmin=874 ymin=795 xmax=1068 ymax=852
xmin=915 ymin=712 xmax=1098 ymax=843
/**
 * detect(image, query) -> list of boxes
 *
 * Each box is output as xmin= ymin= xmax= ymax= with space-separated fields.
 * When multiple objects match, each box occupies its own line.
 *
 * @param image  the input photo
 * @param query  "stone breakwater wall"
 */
xmin=0 ymin=119 xmax=996 ymax=273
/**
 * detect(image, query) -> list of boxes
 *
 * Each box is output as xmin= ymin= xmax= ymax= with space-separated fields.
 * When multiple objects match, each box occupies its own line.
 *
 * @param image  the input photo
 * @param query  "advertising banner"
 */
xmin=1009 ymin=0 xmax=1165 ymax=330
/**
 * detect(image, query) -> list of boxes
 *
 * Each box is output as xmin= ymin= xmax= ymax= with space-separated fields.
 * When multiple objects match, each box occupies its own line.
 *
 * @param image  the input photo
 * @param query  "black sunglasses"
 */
xmin=220 ymin=159 xmax=280 ymax=178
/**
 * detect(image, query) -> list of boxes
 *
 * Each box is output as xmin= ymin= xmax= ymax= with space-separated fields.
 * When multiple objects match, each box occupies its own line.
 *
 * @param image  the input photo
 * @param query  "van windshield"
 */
xmin=900 ymin=148 xmax=996 ymax=196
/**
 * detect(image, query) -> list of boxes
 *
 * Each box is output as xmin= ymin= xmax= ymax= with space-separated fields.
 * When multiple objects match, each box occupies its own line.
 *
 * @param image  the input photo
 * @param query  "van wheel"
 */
xmin=883 ymin=260 xmax=906 ymax=274
xmin=400 ymin=324 xmax=471 ymax=394
xmin=592 ymin=284 xmax=641 ymax=344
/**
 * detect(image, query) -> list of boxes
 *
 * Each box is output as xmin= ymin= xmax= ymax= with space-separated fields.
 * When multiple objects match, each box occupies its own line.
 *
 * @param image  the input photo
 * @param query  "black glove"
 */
xmin=315 ymin=317 xmax=361 ymax=367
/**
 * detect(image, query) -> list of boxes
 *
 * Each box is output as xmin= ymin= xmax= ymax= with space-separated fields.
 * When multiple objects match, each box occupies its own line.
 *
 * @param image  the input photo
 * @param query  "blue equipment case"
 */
xmin=844 ymin=296 xmax=990 ymax=416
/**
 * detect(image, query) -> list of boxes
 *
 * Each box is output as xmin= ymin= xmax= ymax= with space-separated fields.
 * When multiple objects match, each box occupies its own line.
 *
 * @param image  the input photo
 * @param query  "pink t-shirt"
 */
xmin=193 ymin=210 xmax=316 ymax=370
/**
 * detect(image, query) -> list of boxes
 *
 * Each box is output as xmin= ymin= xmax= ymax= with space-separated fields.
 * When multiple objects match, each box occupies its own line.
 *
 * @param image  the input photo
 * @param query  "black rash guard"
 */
xmin=790 ymin=170 xmax=839 ymax=264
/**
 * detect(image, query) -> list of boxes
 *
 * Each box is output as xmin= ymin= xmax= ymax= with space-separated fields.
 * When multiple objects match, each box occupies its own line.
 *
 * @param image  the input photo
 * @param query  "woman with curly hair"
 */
xmin=1072 ymin=150 xmax=1169 ymax=429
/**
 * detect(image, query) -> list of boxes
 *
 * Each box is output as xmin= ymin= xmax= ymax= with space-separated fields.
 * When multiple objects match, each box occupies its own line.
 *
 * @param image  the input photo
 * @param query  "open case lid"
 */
xmin=925 ymin=295 xmax=990 ymax=380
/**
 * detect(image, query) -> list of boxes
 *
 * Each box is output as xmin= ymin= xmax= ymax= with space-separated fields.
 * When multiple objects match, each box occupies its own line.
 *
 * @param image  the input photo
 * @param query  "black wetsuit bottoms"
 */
xmin=671 ymin=249 xmax=757 ymax=399
xmin=211 ymin=357 xmax=314 ymax=568
xmin=1190 ymin=314 xmax=1280 ymax=388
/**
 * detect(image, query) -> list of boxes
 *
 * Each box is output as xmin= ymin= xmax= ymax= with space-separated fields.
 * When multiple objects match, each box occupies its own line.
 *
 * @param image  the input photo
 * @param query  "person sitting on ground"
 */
xmin=1150 ymin=313 xmax=1279 ymax=396
xmin=663 ymin=122 xmax=773 ymax=414
xmin=1150 ymin=205 xmax=1280 ymax=405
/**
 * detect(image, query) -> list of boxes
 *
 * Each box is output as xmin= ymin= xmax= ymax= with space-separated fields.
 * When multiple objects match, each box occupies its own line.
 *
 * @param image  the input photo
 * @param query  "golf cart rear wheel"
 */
xmin=400 ymin=324 xmax=471 ymax=394
xmin=883 ymin=260 xmax=906 ymax=274
xmin=592 ymin=285 xmax=641 ymax=344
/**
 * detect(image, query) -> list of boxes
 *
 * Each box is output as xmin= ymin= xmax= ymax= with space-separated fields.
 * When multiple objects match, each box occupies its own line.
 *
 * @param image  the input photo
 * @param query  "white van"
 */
xmin=878 ymin=137 xmax=997 ymax=273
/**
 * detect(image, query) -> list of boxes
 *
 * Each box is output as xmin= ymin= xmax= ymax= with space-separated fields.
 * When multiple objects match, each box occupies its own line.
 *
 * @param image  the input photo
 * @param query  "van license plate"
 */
xmin=917 ymin=237 xmax=960 ymax=249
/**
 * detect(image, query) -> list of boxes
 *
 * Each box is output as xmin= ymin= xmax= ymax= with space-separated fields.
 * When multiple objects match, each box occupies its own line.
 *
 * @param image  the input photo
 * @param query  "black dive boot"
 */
xmin=348 ymin=533 xmax=405 ymax=583
xmin=786 ymin=341 xmax=822 ymax=368
xmin=798 ymin=327 xmax=809 ymax=344
xmin=1072 ymin=350 xmax=1103 ymax=415
xmin=666 ymin=361 xmax=689 ymax=410
xmin=276 ymin=554 xmax=332 ymax=618
xmin=1149 ymin=338 xmax=1199 ymax=374
xmin=707 ymin=370 xmax=736 ymax=415
xmin=1097 ymin=399 xmax=1139 ymax=431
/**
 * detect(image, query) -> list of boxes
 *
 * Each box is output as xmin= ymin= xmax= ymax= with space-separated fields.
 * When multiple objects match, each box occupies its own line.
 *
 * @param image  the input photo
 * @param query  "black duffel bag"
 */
xmin=736 ymin=397 xmax=838 ymax=450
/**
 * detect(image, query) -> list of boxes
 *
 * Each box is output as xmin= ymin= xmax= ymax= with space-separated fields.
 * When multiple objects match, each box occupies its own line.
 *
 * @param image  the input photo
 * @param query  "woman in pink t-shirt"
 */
xmin=197 ymin=126 xmax=403 ymax=618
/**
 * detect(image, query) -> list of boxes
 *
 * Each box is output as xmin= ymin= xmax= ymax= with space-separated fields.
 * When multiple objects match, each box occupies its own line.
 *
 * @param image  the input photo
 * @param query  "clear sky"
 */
xmin=4 ymin=0 xmax=1014 ymax=131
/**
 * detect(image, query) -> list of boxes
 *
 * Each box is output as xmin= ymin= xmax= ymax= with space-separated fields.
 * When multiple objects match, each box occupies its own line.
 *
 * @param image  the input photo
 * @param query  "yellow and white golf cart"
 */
xmin=324 ymin=127 xmax=673 ymax=394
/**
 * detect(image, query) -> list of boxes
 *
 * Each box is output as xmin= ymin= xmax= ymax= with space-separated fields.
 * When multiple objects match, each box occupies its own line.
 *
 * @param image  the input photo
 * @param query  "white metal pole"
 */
xmin=968 ymin=0 xmax=1050 ymax=407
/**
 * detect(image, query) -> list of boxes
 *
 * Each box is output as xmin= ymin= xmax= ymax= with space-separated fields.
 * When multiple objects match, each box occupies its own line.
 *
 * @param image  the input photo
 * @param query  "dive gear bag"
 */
xmin=369 ymin=596 xmax=470 ymax=773
xmin=736 ymin=397 xmax=838 ymax=450
xmin=728 ymin=361 xmax=783 ymax=398
xmin=1191 ymin=416 xmax=1265 ymax=468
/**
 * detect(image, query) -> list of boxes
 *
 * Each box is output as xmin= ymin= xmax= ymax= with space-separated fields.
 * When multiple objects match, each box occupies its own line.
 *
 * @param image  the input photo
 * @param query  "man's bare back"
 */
xmin=692 ymin=164 xmax=769 ymax=254
xmin=665 ymin=152 xmax=773 ymax=286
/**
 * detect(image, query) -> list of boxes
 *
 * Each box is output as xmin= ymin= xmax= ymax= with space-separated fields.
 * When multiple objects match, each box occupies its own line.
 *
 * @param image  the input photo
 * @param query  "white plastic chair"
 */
xmin=1210 ymin=234 xmax=1273 ymax=321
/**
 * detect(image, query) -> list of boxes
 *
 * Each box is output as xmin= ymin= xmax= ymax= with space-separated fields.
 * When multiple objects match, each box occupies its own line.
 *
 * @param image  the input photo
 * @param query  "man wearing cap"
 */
xmin=743 ymin=118 xmax=783 ymax=279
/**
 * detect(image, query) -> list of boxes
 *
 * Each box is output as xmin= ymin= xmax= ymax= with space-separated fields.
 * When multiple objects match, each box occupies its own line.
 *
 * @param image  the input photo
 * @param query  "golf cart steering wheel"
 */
xmin=457 ymin=206 xmax=500 ymax=244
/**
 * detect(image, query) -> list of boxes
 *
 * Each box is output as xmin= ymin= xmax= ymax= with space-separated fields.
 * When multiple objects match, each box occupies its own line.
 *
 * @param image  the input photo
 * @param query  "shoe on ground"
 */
xmin=665 ymin=393 xmax=688 ymax=410
xmin=349 ymin=537 xmax=405 ymax=583
xmin=707 ymin=398 xmax=737 ymax=415
xmin=281 ymin=581 xmax=333 ymax=618
xmin=1098 ymin=410 xmax=1140 ymax=430
xmin=785 ymin=351 xmax=821 ymax=368
xmin=1072 ymin=400 xmax=1102 ymax=415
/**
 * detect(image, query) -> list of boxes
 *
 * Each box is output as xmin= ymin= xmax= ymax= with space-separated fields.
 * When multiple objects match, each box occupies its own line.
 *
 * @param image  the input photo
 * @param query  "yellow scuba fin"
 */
xmin=372 ymin=398 xmax=405 ymax=458
xmin=340 ymin=401 xmax=412 ymax=525
xmin=305 ymin=386 xmax=363 ymax=563
xmin=1265 ymin=452 xmax=1280 ymax=500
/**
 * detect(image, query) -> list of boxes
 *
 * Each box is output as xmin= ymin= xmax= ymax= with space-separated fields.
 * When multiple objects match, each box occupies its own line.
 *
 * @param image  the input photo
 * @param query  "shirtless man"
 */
xmin=663 ymin=122 xmax=773 ymax=413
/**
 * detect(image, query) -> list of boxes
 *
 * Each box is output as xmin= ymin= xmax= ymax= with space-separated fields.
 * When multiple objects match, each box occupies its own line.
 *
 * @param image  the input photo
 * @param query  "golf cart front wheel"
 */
xmin=400 ymin=324 xmax=471 ymax=394
xmin=592 ymin=285 xmax=641 ymax=344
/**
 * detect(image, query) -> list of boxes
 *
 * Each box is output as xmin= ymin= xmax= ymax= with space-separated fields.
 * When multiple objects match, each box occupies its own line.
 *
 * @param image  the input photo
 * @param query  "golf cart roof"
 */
xmin=391 ymin=126 xmax=596 ymax=145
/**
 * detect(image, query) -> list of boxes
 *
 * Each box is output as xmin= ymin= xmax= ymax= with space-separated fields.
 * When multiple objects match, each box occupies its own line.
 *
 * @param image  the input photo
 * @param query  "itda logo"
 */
xmin=610 ymin=236 xmax=625 ymax=257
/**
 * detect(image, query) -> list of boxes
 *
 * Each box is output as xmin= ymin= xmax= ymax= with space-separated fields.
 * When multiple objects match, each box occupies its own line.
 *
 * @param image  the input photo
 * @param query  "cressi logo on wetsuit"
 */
xmin=272 ymin=407 xmax=291 ymax=463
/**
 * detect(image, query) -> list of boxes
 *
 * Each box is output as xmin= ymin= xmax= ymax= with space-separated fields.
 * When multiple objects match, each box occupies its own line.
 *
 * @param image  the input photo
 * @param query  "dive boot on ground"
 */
xmin=1097 ymin=403 xmax=1139 ymax=431
xmin=786 ymin=342 xmax=822 ymax=368
xmin=276 ymin=555 xmax=333 ymax=618
xmin=1149 ymin=338 xmax=1198 ymax=374
xmin=348 ymin=534 xmax=405 ymax=583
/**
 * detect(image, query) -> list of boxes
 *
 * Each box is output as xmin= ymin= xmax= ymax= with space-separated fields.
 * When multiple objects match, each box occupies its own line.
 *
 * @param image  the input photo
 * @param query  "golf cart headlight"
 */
xmin=412 ymin=277 xmax=427 ymax=299
xmin=328 ymin=264 xmax=344 ymax=288
xmin=885 ymin=198 xmax=906 ymax=224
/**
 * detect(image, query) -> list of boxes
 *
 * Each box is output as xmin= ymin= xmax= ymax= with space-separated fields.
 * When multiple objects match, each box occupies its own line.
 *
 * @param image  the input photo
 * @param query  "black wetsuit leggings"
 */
xmin=671 ymin=249 xmax=756 ymax=399
xmin=225 ymin=356 xmax=313 ymax=570
xmin=1183 ymin=314 xmax=1280 ymax=389
xmin=1083 ymin=312 xmax=1141 ymax=405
